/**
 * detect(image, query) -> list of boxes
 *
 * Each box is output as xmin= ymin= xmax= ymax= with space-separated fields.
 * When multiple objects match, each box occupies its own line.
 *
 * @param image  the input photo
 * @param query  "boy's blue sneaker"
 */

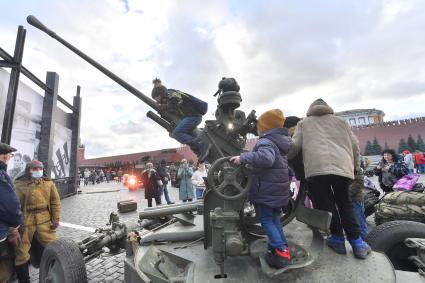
xmin=348 ymin=237 xmax=371 ymax=259
xmin=326 ymin=235 xmax=347 ymax=255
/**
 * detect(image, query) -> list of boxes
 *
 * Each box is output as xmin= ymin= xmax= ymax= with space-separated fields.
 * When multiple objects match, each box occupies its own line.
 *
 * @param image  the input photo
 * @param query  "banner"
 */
xmin=51 ymin=122 xmax=72 ymax=178
xmin=0 ymin=68 xmax=43 ymax=180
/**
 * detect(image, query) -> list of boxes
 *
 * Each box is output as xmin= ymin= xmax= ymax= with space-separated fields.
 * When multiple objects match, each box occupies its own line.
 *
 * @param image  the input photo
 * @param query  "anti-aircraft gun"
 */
xmin=27 ymin=15 xmax=425 ymax=283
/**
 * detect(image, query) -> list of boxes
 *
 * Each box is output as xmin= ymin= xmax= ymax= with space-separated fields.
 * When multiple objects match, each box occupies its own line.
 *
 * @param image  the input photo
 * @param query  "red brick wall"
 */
xmin=352 ymin=117 xmax=425 ymax=154
xmin=79 ymin=116 xmax=425 ymax=167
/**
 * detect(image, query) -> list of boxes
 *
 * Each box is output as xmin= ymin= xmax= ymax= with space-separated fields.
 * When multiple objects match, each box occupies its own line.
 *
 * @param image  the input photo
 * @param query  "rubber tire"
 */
xmin=366 ymin=220 xmax=425 ymax=271
xmin=39 ymin=238 xmax=87 ymax=283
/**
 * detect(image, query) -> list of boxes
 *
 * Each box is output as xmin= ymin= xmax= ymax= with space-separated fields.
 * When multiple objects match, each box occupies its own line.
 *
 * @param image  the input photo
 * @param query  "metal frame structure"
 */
xmin=0 ymin=25 xmax=81 ymax=197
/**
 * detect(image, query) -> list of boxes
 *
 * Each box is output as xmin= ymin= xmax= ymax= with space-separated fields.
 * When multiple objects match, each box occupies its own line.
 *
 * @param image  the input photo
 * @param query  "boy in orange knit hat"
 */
xmin=231 ymin=109 xmax=292 ymax=268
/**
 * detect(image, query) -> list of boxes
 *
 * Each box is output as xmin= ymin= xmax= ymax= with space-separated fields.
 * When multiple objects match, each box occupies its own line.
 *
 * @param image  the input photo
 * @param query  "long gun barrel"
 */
xmin=26 ymin=15 xmax=178 ymax=128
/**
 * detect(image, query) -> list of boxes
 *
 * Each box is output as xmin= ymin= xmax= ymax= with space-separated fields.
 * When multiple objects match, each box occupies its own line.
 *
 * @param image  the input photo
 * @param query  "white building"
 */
xmin=335 ymin=109 xmax=385 ymax=126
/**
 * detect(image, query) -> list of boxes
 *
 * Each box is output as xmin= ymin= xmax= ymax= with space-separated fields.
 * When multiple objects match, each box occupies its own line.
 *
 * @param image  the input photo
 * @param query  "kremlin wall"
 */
xmin=78 ymin=116 xmax=425 ymax=168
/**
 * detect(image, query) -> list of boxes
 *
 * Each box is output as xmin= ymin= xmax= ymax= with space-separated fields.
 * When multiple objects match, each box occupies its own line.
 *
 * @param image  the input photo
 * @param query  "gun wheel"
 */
xmin=207 ymin=156 xmax=252 ymax=200
xmin=39 ymin=238 xmax=87 ymax=283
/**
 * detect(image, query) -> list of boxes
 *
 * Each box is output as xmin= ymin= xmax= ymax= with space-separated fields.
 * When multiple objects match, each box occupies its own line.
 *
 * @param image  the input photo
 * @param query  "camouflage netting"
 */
xmin=375 ymin=191 xmax=425 ymax=225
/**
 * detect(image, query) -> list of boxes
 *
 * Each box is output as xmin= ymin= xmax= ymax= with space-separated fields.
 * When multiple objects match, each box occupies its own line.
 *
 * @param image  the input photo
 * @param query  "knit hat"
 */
xmin=29 ymin=160 xmax=44 ymax=169
xmin=257 ymin=109 xmax=285 ymax=134
xmin=151 ymin=78 xmax=167 ymax=99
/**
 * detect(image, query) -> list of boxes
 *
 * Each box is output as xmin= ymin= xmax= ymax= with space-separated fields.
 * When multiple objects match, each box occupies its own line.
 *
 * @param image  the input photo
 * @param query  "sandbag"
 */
xmin=379 ymin=191 xmax=425 ymax=206
xmin=375 ymin=191 xmax=425 ymax=225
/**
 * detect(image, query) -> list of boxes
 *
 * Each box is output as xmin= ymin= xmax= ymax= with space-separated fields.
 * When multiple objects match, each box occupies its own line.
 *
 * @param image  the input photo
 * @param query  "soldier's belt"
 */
xmin=26 ymin=207 xmax=49 ymax=213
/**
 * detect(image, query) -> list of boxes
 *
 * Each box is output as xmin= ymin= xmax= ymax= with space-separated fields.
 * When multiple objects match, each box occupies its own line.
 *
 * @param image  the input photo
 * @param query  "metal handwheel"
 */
xmin=207 ymin=156 xmax=252 ymax=200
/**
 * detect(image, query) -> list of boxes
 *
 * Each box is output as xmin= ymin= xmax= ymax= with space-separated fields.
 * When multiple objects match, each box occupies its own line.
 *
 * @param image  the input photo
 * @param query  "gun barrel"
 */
xmin=139 ymin=201 xmax=201 ymax=219
xmin=27 ymin=15 xmax=162 ymax=113
xmin=147 ymin=111 xmax=173 ymax=132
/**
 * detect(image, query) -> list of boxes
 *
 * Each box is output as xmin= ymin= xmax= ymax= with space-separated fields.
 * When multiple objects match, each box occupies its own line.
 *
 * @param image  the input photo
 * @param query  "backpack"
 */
xmin=170 ymin=89 xmax=208 ymax=116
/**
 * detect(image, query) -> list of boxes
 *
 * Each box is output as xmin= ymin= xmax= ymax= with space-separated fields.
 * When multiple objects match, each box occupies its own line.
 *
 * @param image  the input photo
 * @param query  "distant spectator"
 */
xmin=177 ymin=159 xmax=194 ymax=202
xmin=157 ymin=160 xmax=174 ymax=204
xmin=414 ymin=151 xmax=425 ymax=174
xmin=106 ymin=170 xmax=111 ymax=183
xmin=77 ymin=171 xmax=81 ymax=188
xmin=99 ymin=169 xmax=105 ymax=183
xmin=374 ymin=149 xmax=409 ymax=193
xmin=117 ymin=169 xmax=123 ymax=183
xmin=169 ymin=163 xmax=178 ymax=187
xmin=402 ymin=150 xmax=415 ymax=174
xmin=83 ymin=168 xmax=90 ymax=186
xmin=142 ymin=163 xmax=161 ymax=207
xmin=192 ymin=163 xmax=207 ymax=199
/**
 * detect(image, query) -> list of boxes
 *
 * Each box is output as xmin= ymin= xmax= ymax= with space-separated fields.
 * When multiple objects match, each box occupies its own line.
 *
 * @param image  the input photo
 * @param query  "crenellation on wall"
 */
xmin=352 ymin=116 xmax=425 ymax=153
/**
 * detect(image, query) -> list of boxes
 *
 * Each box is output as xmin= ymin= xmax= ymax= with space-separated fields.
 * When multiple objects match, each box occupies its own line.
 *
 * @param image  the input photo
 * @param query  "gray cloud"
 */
xmin=2 ymin=0 xmax=425 ymax=157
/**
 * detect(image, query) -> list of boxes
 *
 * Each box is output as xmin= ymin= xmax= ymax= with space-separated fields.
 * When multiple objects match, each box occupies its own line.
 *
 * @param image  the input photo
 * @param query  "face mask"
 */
xmin=31 ymin=171 xmax=43 ymax=179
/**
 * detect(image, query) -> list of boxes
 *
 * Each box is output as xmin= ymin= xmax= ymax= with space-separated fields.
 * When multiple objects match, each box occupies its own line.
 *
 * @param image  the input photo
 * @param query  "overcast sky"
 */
xmin=1 ymin=0 xmax=425 ymax=158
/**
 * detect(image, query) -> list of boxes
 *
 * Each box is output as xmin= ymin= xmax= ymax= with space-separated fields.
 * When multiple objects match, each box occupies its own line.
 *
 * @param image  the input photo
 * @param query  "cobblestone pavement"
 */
xmin=27 ymin=181 xmax=181 ymax=282
xmin=25 ymin=174 xmax=424 ymax=282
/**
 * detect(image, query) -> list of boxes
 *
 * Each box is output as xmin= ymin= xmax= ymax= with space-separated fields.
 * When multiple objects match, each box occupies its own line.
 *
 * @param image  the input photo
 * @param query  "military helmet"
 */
xmin=29 ymin=160 xmax=44 ymax=169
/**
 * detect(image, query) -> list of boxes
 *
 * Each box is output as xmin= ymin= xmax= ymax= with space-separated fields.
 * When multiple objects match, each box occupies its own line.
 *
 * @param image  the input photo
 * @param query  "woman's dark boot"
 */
xmin=15 ymin=262 xmax=30 ymax=283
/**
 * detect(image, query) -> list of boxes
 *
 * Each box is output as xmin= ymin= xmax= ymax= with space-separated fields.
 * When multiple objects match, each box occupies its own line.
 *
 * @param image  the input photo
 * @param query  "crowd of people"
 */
xmin=78 ymin=168 xmax=123 ymax=187
xmin=0 ymin=143 xmax=62 ymax=283
xmin=139 ymin=159 xmax=209 ymax=207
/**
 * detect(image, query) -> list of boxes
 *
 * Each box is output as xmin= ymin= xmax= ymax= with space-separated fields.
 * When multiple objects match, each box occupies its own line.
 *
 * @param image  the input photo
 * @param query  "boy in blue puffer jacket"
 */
xmin=231 ymin=109 xmax=292 ymax=268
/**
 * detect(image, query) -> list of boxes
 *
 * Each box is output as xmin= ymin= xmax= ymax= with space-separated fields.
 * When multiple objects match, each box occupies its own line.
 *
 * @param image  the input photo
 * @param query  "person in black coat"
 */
xmin=142 ymin=163 xmax=161 ymax=207
xmin=374 ymin=149 xmax=409 ymax=193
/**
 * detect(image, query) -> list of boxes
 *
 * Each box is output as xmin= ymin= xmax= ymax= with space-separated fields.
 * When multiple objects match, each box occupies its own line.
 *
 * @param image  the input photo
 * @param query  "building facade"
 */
xmin=335 ymin=108 xmax=385 ymax=126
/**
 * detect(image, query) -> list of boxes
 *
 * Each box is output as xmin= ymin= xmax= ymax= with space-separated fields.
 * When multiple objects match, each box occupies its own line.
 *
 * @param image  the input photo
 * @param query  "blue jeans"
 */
xmin=160 ymin=184 xmax=172 ymax=204
xmin=172 ymin=116 xmax=202 ymax=145
xmin=255 ymin=205 xmax=288 ymax=249
xmin=417 ymin=164 xmax=425 ymax=174
xmin=352 ymin=200 xmax=368 ymax=240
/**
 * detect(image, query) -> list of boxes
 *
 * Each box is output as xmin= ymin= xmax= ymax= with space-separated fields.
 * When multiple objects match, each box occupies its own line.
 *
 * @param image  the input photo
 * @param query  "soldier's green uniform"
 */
xmin=14 ymin=177 xmax=61 ymax=265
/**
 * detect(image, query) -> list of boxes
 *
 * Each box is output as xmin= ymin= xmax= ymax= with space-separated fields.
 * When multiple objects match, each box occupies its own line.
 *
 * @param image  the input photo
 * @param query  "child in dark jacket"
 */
xmin=231 ymin=109 xmax=292 ymax=268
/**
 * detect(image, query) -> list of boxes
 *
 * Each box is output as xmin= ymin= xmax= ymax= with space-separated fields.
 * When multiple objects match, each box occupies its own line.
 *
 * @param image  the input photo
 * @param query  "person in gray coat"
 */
xmin=177 ymin=159 xmax=194 ymax=202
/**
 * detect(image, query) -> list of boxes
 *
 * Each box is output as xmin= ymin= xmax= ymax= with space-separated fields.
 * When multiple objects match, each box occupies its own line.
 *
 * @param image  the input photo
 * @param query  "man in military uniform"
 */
xmin=0 ymin=143 xmax=22 ymax=283
xmin=151 ymin=78 xmax=211 ymax=162
xmin=14 ymin=160 xmax=61 ymax=282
